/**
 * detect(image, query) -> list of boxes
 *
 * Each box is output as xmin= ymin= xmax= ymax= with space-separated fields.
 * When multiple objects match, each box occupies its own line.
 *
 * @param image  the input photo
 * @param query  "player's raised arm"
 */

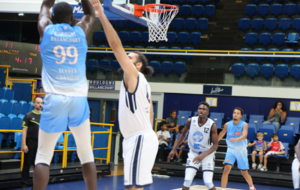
xmin=91 ymin=0 xmax=138 ymax=92
xmin=76 ymin=0 xmax=95 ymax=35
xmin=218 ymin=122 xmax=227 ymax=141
xmin=38 ymin=0 xmax=54 ymax=41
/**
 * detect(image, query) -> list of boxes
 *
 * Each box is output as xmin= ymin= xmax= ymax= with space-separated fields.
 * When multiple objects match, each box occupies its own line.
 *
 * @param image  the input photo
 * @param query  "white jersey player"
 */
xmin=292 ymin=139 xmax=300 ymax=189
xmin=168 ymin=102 xmax=218 ymax=190
xmin=91 ymin=1 xmax=158 ymax=189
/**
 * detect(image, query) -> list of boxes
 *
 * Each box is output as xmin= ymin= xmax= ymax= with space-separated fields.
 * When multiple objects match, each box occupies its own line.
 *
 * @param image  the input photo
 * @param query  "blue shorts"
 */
xmin=224 ymin=147 xmax=249 ymax=170
xmin=40 ymin=94 xmax=90 ymax=133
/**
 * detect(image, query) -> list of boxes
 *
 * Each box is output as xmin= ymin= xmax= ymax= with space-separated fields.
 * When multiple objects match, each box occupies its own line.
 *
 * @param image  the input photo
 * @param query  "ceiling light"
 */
xmin=18 ymin=13 xmax=24 ymax=16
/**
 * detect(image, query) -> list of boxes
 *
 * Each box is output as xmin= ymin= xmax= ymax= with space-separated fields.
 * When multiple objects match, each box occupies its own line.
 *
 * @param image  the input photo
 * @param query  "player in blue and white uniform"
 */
xmin=168 ymin=102 xmax=218 ymax=190
xmin=33 ymin=1 xmax=96 ymax=190
xmin=218 ymin=107 xmax=256 ymax=190
xmin=292 ymin=139 xmax=300 ymax=189
xmin=91 ymin=1 xmax=158 ymax=189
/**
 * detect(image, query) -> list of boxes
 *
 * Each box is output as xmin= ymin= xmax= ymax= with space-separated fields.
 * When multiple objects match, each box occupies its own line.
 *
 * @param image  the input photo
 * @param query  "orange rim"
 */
xmin=144 ymin=4 xmax=179 ymax=13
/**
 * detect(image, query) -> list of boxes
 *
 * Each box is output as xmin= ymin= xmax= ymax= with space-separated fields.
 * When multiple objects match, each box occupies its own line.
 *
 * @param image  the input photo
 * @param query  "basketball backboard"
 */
xmin=103 ymin=0 xmax=160 ymax=27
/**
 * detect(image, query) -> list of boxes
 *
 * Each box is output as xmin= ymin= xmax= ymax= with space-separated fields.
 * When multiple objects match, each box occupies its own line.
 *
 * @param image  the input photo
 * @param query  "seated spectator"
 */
xmin=157 ymin=121 xmax=171 ymax=162
xmin=166 ymin=110 xmax=179 ymax=135
xmin=260 ymin=134 xmax=286 ymax=171
xmin=174 ymin=125 xmax=188 ymax=163
xmin=263 ymin=101 xmax=287 ymax=134
xmin=248 ymin=132 xmax=267 ymax=170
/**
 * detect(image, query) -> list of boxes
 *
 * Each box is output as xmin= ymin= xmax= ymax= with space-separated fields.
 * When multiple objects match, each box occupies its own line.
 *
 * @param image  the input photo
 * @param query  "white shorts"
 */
xmin=186 ymin=150 xmax=215 ymax=172
xmin=266 ymin=151 xmax=279 ymax=155
xmin=292 ymin=158 xmax=300 ymax=189
xmin=123 ymin=131 xmax=158 ymax=188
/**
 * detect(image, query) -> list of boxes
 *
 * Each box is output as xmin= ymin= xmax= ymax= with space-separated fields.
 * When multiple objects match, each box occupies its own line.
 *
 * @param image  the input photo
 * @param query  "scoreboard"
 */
xmin=0 ymin=40 xmax=42 ymax=75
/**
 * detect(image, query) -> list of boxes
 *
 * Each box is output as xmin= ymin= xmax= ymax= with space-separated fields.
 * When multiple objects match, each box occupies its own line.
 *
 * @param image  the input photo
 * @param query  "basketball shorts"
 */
xmin=185 ymin=150 xmax=215 ymax=172
xmin=123 ymin=131 xmax=158 ymax=188
xmin=292 ymin=158 xmax=300 ymax=189
xmin=40 ymin=94 xmax=90 ymax=133
xmin=224 ymin=147 xmax=249 ymax=170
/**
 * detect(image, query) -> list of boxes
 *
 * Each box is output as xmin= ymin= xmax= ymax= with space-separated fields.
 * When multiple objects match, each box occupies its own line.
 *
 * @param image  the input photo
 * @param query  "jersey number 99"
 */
xmin=53 ymin=45 xmax=78 ymax=65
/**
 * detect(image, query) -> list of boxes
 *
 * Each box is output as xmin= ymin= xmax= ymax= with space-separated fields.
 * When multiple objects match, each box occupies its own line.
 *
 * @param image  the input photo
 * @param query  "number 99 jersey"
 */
xmin=40 ymin=23 xmax=88 ymax=97
xmin=188 ymin=117 xmax=215 ymax=153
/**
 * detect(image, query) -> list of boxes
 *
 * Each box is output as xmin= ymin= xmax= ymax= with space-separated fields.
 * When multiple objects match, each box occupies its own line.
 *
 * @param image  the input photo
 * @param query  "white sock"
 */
xmin=250 ymin=186 xmax=255 ymax=190
xmin=221 ymin=189 xmax=226 ymax=190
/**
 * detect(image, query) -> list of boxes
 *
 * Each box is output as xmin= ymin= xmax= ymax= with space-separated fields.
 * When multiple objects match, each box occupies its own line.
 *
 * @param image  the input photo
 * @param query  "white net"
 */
xmin=144 ymin=5 xmax=179 ymax=42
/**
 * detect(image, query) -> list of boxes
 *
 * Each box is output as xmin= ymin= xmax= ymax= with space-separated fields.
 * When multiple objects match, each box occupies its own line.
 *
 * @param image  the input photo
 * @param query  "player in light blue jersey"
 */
xmin=33 ymin=1 xmax=96 ymax=190
xmin=218 ymin=107 xmax=255 ymax=190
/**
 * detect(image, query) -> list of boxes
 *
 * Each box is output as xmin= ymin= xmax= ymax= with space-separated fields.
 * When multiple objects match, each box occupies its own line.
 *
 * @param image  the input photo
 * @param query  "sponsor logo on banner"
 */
xmin=89 ymin=80 xmax=115 ymax=90
xmin=203 ymin=85 xmax=232 ymax=95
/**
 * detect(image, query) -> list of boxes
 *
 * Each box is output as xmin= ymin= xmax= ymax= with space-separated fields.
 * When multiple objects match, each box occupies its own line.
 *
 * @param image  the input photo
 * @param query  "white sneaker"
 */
xmin=260 ymin=166 xmax=268 ymax=171
xmin=257 ymin=163 xmax=263 ymax=170
xmin=252 ymin=163 xmax=257 ymax=170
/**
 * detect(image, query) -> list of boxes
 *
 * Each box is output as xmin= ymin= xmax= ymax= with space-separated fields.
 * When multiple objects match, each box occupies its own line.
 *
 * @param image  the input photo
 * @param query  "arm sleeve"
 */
xmin=165 ymin=118 xmax=170 ymax=124
xmin=175 ymin=118 xmax=179 ymax=125
xmin=166 ymin=131 xmax=171 ymax=139
xmin=22 ymin=114 xmax=29 ymax=128
xmin=280 ymin=142 xmax=285 ymax=150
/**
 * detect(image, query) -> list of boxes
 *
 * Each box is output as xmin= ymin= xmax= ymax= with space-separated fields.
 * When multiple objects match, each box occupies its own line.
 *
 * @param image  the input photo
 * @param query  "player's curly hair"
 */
xmin=53 ymin=2 xmax=73 ymax=24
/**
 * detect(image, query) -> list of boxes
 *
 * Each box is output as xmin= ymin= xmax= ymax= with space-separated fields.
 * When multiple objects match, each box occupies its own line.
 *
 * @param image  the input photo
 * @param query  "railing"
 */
xmin=154 ymin=118 xmax=165 ymax=133
xmin=0 ymin=122 xmax=113 ymax=171
xmin=0 ymin=65 xmax=10 ymax=87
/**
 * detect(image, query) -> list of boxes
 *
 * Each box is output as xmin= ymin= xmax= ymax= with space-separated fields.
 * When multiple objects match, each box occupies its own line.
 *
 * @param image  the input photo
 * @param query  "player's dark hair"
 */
xmin=160 ymin=121 xmax=167 ymax=127
xmin=272 ymin=101 xmax=287 ymax=112
xmin=199 ymin=101 xmax=210 ymax=109
xmin=179 ymin=125 xmax=184 ymax=131
xmin=133 ymin=51 xmax=154 ymax=76
xmin=33 ymin=97 xmax=43 ymax=103
xmin=53 ymin=2 xmax=73 ymax=24
xmin=170 ymin=110 xmax=177 ymax=115
xmin=271 ymin=133 xmax=278 ymax=138
xmin=233 ymin=107 xmax=244 ymax=116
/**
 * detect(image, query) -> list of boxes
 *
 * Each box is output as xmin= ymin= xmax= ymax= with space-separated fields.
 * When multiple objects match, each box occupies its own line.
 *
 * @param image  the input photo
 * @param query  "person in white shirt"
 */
xmin=157 ymin=121 xmax=171 ymax=162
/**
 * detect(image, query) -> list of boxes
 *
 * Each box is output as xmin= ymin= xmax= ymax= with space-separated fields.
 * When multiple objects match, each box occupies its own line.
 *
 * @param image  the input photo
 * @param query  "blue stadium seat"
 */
xmin=260 ymin=64 xmax=273 ymax=80
xmin=253 ymin=48 xmax=265 ymax=63
xmin=118 ymin=31 xmax=129 ymax=43
xmin=129 ymin=31 xmax=141 ymax=44
xmin=272 ymin=33 xmax=285 ymax=47
xmin=210 ymin=112 xmax=224 ymax=119
xmin=1 ymin=102 xmax=12 ymax=115
xmin=286 ymin=117 xmax=300 ymax=123
xmin=12 ymin=103 xmax=21 ymax=115
xmin=173 ymin=61 xmax=186 ymax=76
xmin=158 ymin=46 xmax=168 ymax=60
xmin=18 ymin=114 xmax=25 ymax=119
xmin=284 ymin=3 xmax=296 ymax=17
xmin=290 ymin=64 xmax=300 ymax=81
xmin=146 ymin=46 xmax=156 ymax=60
xmin=161 ymin=61 xmax=173 ymax=76
xmin=204 ymin=5 xmax=215 ymax=19
xmin=189 ymin=32 xmax=201 ymax=46
xmin=211 ymin=117 xmax=222 ymax=129
xmin=247 ymin=124 xmax=257 ymax=142
xmin=258 ymin=4 xmax=269 ymax=18
xmin=178 ymin=110 xmax=192 ymax=116
xmin=192 ymin=5 xmax=203 ymax=18
xmin=111 ymin=60 xmax=120 ymax=71
xmin=277 ymin=142 xmax=289 ymax=159
xmin=183 ymin=47 xmax=194 ymax=61
xmin=259 ymin=126 xmax=275 ymax=141
xmin=252 ymin=18 xmax=263 ymax=32
xmin=285 ymin=32 xmax=299 ymax=45
xmin=173 ymin=18 xmax=184 ymax=32
xmin=245 ymin=32 xmax=257 ymax=47
xmin=177 ymin=32 xmax=189 ymax=46
xmin=197 ymin=18 xmax=208 ymax=32
xmin=178 ymin=114 xmax=190 ymax=126
xmin=87 ymin=45 xmax=96 ymax=57
xmin=298 ymin=4 xmax=300 ymax=14
xmin=94 ymin=30 xmax=105 ymax=43
xmin=19 ymin=101 xmax=27 ymax=105
xmin=148 ymin=61 xmax=160 ymax=75
xmin=292 ymin=18 xmax=300 ymax=31
xmin=21 ymin=103 xmax=30 ymax=115
xmin=265 ymin=18 xmax=277 ymax=32
xmin=141 ymin=31 xmax=149 ymax=44
xmin=250 ymin=114 xmax=264 ymax=120
xmin=284 ymin=122 xmax=299 ymax=134
xmin=165 ymin=133 xmax=175 ymax=151
xmin=275 ymin=64 xmax=289 ymax=81
xmin=123 ymin=45 xmax=132 ymax=49
xmin=127 ymin=21 xmax=137 ymax=30
xmin=238 ymin=48 xmax=251 ymax=62
xmin=270 ymin=4 xmax=282 ymax=17
xmin=180 ymin=5 xmax=192 ymax=18
xmin=241 ymin=114 xmax=248 ymax=121
xmin=245 ymin=4 xmax=256 ymax=18
xmin=167 ymin=32 xmax=176 ymax=46
xmin=266 ymin=48 xmax=279 ymax=63
xmin=171 ymin=46 xmax=181 ymax=59
xmin=0 ymin=116 xmax=10 ymax=129
xmin=99 ymin=59 xmax=111 ymax=73
xmin=8 ymin=114 xmax=16 ymax=119
xmin=258 ymin=33 xmax=271 ymax=47
xmin=278 ymin=18 xmax=291 ymax=32
xmin=115 ymin=20 xmax=127 ymax=29
xmin=278 ymin=127 xmax=294 ymax=145
xmin=185 ymin=18 xmax=196 ymax=32
xmin=281 ymin=125 xmax=295 ymax=136
xmin=10 ymin=117 xmax=22 ymax=130
xmin=281 ymin=48 xmax=294 ymax=63
xmin=246 ymin=63 xmax=259 ymax=79
xmin=238 ymin=18 xmax=250 ymax=32
xmin=231 ymin=63 xmax=245 ymax=79
xmin=3 ymin=87 xmax=9 ymax=90
xmin=86 ymin=59 xmax=98 ymax=73
xmin=0 ymin=89 xmax=4 ymax=99
xmin=4 ymin=90 xmax=14 ymax=101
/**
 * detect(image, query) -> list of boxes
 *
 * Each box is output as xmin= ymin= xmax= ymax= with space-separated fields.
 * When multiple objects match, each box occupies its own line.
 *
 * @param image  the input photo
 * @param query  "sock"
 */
xmin=250 ymin=186 xmax=255 ymax=190
xmin=221 ymin=189 xmax=226 ymax=190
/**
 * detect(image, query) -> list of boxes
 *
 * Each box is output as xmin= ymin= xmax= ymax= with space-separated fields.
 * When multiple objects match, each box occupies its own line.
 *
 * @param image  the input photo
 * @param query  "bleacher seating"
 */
xmin=259 ymin=33 xmax=271 ymax=47
xmin=278 ymin=127 xmax=294 ymax=145
xmin=173 ymin=18 xmax=184 ymax=32
xmin=249 ymin=118 xmax=263 ymax=131
xmin=266 ymin=48 xmax=279 ymax=63
xmin=278 ymin=18 xmax=291 ymax=32
xmin=189 ymin=32 xmax=201 ymax=46
xmin=10 ymin=117 xmax=22 ymax=130
xmin=275 ymin=64 xmax=289 ymax=81
xmin=248 ymin=124 xmax=257 ymax=142
xmin=272 ymin=33 xmax=285 ymax=47
xmin=4 ymin=90 xmax=14 ymax=101
xmin=173 ymin=62 xmax=186 ymax=76
xmin=284 ymin=3 xmax=296 ymax=17
xmin=253 ymin=48 xmax=265 ymax=63
xmin=265 ymin=18 xmax=277 ymax=32
xmin=192 ymin=5 xmax=203 ymax=18
xmin=259 ymin=125 xmax=275 ymax=141
xmin=204 ymin=5 xmax=215 ymax=18
xmin=231 ymin=63 xmax=245 ymax=79
xmin=252 ymin=18 xmax=263 ymax=32
xmin=167 ymin=32 xmax=176 ymax=46
xmin=246 ymin=63 xmax=259 ymax=79
xmin=141 ymin=31 xmax=149 ymax=44
xmin=129 ymin=31 xmax=141 ymax=44
xmin=258 ymin=4 xmax=269 ymax=18
xmin=245 ymin=4 xmax=256 ymax=18
xmin=111 ymin=60 xmax=120 ymax=71
xmin=177 ymin=32 xmax=189 ymax=46
xmin=239 ymin=48 xmax=251 ymax=62
xmin=94 ymin=30 xmax=105 ymax=43
xmin=285 ymin=33 xmax=299 ymax=45
xmin=211 ymin=117 xmax=222 ymax=129
xmin=180 ymin=5 xmax=192 ymax=18
xmin=86 ymin=59 xmax=98 ymax=73
xmin=270 ymin=4 xmax=282 ymax=17
xmin=148 ymin=61 xmax=160 ymax=75
xmin=238 ymin=18 xmax=250 ymax=32
xmin=260 ymin=64 xmax=273 ymax=80
xmin=0 ymin=89 xmax=4 ymax=99
xmin=210 ymin=112 xmax=224 ymax=119
xmin=161 ymin=61 xmax=173 ymax=76
xmin=292 ymin=18 xmax=300 ymax=31
xmin=185 ymin=18 xmax=196 ymax=32
xmin=158 ymin=46 xmax=169 ymax=60
xmin=285 ymin=121 xmax=300 ymax=134
xmin=245 ymin=33 xmax=257 ymax=47
xmin=99 ymin=59 xmax=111 ymax=73
xmin=0 ymin=116 xmax=10 ymax=129
xmin=197 ymin=18 xmax=208 ymax=32
xmin=290 ymin=64 xmax=300 ymax=81
xmin=118 ymin=31 xmax=129 ymax=43
xmin=281 ymin=48 xmax=294 ymax=63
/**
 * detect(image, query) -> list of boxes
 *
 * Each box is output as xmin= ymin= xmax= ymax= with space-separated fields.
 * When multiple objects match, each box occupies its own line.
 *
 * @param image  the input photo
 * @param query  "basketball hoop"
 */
xmin=134 ymin=4 xmax=179 ymax=42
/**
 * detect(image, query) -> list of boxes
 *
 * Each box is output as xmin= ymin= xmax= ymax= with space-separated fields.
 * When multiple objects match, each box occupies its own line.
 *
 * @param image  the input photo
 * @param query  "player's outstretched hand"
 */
xmin=193 ymin=154 xmax=205 ymax=164
xmin=167 ymin=150 xmax=175 ymax=162
xmin=91 ymin=0 xmax=104 ymax=17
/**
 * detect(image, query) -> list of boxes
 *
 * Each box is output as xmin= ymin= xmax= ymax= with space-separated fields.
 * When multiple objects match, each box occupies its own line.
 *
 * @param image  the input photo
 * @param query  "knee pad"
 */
xmin=183 ymin=180 xmax=192 ymax=187
xmin=203 ymin=171 xmax=214 ymax=189
xmin=183 ymin=168 xmax=197 ymax=187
